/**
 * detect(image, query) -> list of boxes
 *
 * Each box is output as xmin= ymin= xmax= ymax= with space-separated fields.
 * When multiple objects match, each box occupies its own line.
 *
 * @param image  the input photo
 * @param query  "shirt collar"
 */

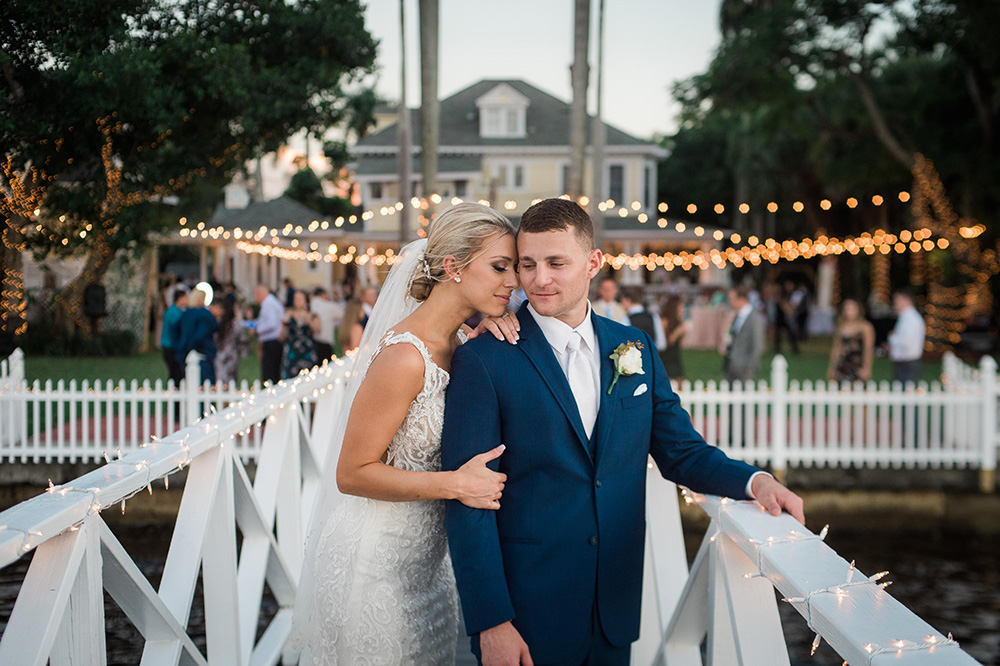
xmin=528 ymin=301 xmax=597 ymax=353
xmin=737 ymin=303 xmax=753 ymax=320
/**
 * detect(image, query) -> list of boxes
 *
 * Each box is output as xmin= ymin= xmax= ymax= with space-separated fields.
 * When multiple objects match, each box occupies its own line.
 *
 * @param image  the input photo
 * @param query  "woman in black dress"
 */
xmin=659 ymin=295 xmax=687 ymax=383
xmin=827 ymin=299 xmax=875 ymax=382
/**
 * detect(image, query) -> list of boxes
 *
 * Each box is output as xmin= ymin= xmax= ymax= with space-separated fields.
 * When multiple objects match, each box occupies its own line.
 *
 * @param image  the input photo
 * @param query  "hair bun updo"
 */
xmin=406 ymin=203 xmax=516 ymax=303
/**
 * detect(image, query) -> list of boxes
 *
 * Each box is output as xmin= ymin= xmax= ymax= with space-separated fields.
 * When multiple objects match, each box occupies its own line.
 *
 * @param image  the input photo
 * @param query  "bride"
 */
xmin=288 ymin=203 xmax=520 ymax=665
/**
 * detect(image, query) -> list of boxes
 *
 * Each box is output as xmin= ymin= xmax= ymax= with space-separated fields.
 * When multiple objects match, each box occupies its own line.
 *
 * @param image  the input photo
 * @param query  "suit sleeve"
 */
xmin=643 ymin=330 xmax=758 ymax=499
xmin=441 ymin=344 xmax=515 ymax=634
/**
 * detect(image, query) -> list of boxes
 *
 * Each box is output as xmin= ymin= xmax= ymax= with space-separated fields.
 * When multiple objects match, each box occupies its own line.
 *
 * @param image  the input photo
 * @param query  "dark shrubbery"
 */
xmin=16 ymin=321 xmax=137 ymax=357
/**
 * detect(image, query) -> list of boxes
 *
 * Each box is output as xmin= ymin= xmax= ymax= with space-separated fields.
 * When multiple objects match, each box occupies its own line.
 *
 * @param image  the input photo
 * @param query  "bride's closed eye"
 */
xmin=492 ymin=263 xmax=511 ymax=273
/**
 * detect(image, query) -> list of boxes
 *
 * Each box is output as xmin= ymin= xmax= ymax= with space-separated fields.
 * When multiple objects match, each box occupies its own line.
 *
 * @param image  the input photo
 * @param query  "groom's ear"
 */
xmin=586 ymin=249 xmax=604 ymax=280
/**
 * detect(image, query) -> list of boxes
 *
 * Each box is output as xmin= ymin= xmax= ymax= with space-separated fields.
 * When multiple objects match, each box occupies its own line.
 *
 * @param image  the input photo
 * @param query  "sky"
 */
xmin=361 ymin=0 xmax=724 ymax=141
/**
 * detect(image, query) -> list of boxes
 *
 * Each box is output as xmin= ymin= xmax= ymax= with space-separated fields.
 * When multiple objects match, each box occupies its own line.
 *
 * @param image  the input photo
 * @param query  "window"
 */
xmin=483 ymin=108 xmax=503 ymax=137
xmin=455 ymin=180 xmax=468 ymax=198
xmin=476 ymin=84 xmax=530 ymax=138
xmin=561 ymin=164 xmax=570 ymax=195
xmin=608 ymin=165 xmax=624 ymax=204
xmin=489 ymin=162 xmax=527 ymax=191
xmin=370 ymin=182 xmax=383 ymax=200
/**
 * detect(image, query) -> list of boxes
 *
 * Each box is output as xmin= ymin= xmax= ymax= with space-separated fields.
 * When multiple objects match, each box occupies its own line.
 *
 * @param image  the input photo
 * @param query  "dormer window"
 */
xmin=476 ymin=83 xmax=529 ymax=139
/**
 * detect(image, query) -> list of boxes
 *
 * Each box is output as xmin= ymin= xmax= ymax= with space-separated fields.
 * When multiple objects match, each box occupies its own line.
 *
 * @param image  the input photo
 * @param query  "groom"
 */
xmin=441 ymin=198 xmax=803 ymax=666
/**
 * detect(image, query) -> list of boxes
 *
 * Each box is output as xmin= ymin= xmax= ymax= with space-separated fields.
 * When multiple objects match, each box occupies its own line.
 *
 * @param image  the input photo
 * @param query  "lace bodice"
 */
xmin=372 ymin=331 xmax=450 ymax=472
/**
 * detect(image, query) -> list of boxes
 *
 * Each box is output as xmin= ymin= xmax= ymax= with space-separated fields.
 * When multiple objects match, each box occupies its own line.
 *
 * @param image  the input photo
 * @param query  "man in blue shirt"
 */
xmin=253 ymin=284 xmax=285 ymax=385
xmin=161 ymin=289 xmax=188 ymax=386
xmin=175 ymin=288 xmax=220 ymax=384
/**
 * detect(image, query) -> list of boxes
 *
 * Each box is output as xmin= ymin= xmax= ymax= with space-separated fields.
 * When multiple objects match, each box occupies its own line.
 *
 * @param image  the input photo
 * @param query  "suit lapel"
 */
xmin=592 ymin=313 xmax=621 ymax=466
xmin=516 ymin=306 xmax=592 ymax=460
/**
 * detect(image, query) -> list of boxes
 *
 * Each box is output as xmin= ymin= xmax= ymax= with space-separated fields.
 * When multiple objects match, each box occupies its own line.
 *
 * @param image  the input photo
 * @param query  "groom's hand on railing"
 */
xmin=480 ymin=621 xmax=533 ymax=666
xmin=751 ymin=474 xmax=805 ymax=524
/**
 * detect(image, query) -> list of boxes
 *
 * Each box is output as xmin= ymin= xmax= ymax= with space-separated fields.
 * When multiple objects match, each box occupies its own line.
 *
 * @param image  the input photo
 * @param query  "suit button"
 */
xmin=595 ymin=479 xmax=602 ymax=488
xmin=589 ymin=536 xmax=599 ymax=546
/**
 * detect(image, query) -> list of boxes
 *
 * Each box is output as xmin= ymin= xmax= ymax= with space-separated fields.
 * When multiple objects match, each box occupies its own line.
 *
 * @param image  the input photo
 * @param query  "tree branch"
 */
xmin=0 ymin=47 xmax=24 ymax=100
xmin=836 ymin=52 xmax=915 ymax=169
xmin=964 ymin=68 xmax=993 ymax=147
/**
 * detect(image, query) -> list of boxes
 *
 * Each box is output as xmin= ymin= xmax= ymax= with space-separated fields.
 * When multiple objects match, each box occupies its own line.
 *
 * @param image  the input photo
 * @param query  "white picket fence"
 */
xmin=0 ymin=351 xmax=984 ymax=665
xmin=0 ymin=349 xmax=265 ymax=463
xmin=2 ymin=348 xmax=997 ymax=491
xmin=674 ymin=353 xmax=998 ymax=492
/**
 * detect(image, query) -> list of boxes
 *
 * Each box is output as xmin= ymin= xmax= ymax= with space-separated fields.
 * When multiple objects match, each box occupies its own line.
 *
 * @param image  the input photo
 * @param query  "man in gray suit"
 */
xmin=723 ymin=286 xmax=765 ymax=383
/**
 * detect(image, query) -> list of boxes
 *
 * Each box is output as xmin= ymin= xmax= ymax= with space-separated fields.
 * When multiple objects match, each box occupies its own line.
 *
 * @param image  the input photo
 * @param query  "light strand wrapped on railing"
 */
xmin=0 ymin=355 xmax=354 ymax=557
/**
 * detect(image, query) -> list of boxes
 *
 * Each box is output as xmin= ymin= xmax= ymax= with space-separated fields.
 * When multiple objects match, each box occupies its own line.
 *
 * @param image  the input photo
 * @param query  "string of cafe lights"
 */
xmin=0 ymin=357 xmax=353 ymax=555
xmin=680 ymin=489 xmax=964 ymax=666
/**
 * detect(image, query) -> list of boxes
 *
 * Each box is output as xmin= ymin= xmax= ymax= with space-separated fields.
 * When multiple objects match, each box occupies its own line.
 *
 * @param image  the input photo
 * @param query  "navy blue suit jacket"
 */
xmin=441 ymin=305 xmax=758 ymax=662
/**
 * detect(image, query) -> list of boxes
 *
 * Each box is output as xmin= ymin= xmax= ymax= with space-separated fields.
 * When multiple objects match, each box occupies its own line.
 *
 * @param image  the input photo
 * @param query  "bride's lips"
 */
xmin=496 ymin=295 xmax=510 ymax=305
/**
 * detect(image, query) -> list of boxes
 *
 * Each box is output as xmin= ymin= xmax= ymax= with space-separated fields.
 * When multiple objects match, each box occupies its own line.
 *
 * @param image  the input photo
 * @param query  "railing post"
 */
xmin=185 ymin=350 xmax=202 ymax=425
xmin=771 ymin=355 xmax=788 ymax=484
xmin=979 ymin=355 xmax=997 ymax=494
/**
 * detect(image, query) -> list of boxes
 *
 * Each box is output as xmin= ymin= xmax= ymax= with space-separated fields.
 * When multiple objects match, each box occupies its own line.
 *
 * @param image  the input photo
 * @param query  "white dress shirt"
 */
xmin=528 ymin=303 xmax=601 ymax=431
xmin=529 ymin=302 xmax=765 ymax=499
xmin=731 ymin=303 xmax=754 ymax=335
xmin=888 ymin=307 xmax=925 ymax=362
xmin=309 ymin=298 xmax=338 ymax=345
xmin=255 ymin=294 xmax=284 ymax=342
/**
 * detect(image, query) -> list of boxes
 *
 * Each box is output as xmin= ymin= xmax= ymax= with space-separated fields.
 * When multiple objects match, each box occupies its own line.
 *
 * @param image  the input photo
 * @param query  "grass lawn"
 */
xmin=20 ymin=335 xmax=944 ymax=386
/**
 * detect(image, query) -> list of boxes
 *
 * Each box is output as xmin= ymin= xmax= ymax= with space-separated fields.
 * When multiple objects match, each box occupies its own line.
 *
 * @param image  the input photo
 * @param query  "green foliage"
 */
xmin=284 ymin=167 xmax=354 ymax=218
xmin=661 ymin=0 xmax=1000 ymax=245
xmin=1 ymin=0 xmax=378 ymax=257
xmin=17 ymin=320 xmax=137 ymax=357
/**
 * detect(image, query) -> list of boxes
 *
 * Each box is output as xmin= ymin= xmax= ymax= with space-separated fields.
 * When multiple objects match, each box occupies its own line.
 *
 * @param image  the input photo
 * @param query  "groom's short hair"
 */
xmin=518 ymin=198 xmax=595 ymax=250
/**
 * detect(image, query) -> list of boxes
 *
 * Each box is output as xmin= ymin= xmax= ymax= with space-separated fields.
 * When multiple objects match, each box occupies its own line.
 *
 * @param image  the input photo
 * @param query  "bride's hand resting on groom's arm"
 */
xmin=451 ymin=444 xmax=507 ymax=510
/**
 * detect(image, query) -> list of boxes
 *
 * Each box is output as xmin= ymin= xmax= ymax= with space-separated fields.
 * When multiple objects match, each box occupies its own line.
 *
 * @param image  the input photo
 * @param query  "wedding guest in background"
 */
xmin=360 ymin=285 xmax=379 ymax=327
xmin=281 ymin=290 xmax=321 ymax=378
xmin=310 ymin=287 xmax=338 ymax=363
xmin=161 ymin=289 xmax=188 ymax=386
xmin=660 ymin=295 xmax=688 ymax=382
xmin=283 ymin=277 xmax=297 ymax=308
xmin=595 ymin=276 xmax=628 ymax=323
xmin=887 ymin=288 xmax=926 ymax=384
xmin=620 ymin=285 xmax=657 ymax=342
xmin=174 ymin=287 xmax=219 ymax=384
xmin=253 ymin=285 xmax=285 ymax=385
xmin=827 ymin=299 xmax=875 ymax=383
xmin=214 ymin=299 xmax=249 ymax=385
xmin=723 ymin=286 xmax=766 ymax=384
xmin=791 ymin=282 xmax=811 ymax=342
xmin=337 ymin=299 xmax=365 ymax=354
xmin=774 ymin=280 xmax=800 ymax=355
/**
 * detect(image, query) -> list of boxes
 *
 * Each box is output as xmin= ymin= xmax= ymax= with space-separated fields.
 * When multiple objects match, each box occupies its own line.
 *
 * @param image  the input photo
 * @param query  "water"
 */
xmin=0 ymin=525 xmax=997 ymax=665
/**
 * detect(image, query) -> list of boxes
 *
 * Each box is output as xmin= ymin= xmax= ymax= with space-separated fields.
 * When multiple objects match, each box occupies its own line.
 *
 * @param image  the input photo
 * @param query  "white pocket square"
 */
xmin=632 ymin=383 xmax=648 ymax=397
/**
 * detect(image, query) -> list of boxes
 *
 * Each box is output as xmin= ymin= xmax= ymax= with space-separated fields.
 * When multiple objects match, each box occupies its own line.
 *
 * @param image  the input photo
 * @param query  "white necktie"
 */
xmin=565 ymin=332 xmax=598 ymax=439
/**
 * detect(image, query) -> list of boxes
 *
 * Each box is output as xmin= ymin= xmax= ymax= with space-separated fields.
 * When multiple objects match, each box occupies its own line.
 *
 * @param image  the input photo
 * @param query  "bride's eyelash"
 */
xmin=492 ymin=264 xmax=509 ymax=273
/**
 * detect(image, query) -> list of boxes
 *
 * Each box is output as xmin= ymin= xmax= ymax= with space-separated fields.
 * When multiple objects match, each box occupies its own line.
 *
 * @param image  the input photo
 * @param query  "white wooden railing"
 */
xmin=0 ymin=357 xmax=352 ymax=666
xmin=0 ymin=347 xmax=988 ymax=665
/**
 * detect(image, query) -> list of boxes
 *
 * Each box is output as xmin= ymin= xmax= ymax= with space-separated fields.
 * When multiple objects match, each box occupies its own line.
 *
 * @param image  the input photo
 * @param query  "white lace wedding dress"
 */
xmin=305 ymin=331 xmax=459 ymax=665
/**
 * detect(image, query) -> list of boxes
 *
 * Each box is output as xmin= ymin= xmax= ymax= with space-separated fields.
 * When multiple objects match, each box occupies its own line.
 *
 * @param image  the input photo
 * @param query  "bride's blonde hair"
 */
xmin=408 ymin=203 xmax=516 ymax=302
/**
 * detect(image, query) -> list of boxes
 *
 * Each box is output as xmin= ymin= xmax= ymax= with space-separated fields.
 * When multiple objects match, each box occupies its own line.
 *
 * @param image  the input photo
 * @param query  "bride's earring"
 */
xmin=454 ymin=276 xmax=462 ymax=283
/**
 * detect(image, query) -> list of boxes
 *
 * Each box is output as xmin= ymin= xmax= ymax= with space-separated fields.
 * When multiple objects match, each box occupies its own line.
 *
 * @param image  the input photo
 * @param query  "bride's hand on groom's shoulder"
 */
xmin=480 ymin=621 xmax=533 ymax=666
xmin=450 ymin=445 xmax=507 ymax=510
xmin=468 ymin=308 xmax=521 ymax=345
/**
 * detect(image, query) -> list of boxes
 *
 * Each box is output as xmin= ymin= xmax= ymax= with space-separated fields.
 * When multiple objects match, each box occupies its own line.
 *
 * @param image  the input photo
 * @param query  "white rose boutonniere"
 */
xmin=608 ymin=341 xmax=644 ymax=395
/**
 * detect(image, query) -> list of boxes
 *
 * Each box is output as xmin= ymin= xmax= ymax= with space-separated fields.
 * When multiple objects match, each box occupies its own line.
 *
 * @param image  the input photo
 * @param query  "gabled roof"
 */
xmin=351 ymin=154 xmax=482 ymax=177
xmin=353 ymin=79 xmax=652 ymax=151
xmin=210 ymin=195 xmax=327 ymax=229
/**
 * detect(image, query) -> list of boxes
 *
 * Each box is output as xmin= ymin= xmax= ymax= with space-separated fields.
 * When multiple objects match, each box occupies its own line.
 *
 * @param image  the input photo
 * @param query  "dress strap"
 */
xmin=371 ymin=330 xmax=434 ymax=369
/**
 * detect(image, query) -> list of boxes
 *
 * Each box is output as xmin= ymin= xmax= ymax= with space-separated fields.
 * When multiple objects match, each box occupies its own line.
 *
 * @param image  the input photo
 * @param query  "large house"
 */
xmin=352 ymin=79 xmax=663 ymax=229
xmin=350 ymin=79 xmax=727 ymax=285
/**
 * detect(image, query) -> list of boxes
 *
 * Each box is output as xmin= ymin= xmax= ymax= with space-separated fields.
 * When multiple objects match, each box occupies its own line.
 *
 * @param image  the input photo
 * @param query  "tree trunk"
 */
xmin=53 ymin=233 xmax=118 ymax=334
xmin=398 ymin=0 xmax=412 ymax=243
xmin=589 ymin=0 xmax=605 ymax=248
xmin=419 ymin=0 xmax=439 ymax=219
xmin=568 ymin=0 xmax=591 ymax=200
